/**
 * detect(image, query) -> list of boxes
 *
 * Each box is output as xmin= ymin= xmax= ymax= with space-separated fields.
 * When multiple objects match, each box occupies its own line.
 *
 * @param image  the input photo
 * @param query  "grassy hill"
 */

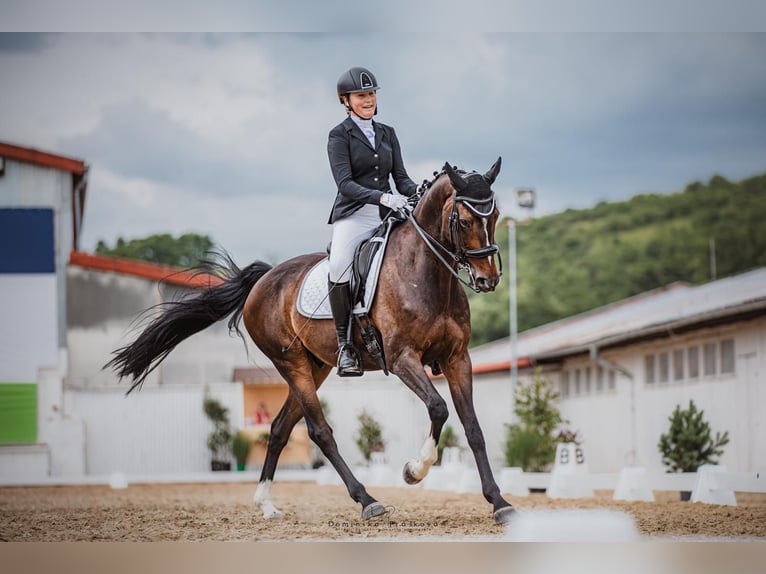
xmin=468 ymin=172 xmax=766 ymax=346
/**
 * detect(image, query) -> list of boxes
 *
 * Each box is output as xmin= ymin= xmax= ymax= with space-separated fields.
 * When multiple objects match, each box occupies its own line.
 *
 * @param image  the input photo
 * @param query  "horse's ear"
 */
xmin=443 ymin=162 xmax=467 ymax=192
xmin=484 ymin=157 xmax=502 ymax=185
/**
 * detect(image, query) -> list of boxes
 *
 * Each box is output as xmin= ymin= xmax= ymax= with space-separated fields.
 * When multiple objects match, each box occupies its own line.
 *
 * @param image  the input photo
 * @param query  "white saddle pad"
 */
xmin=297 ymin=227 xmax=392 ymax=319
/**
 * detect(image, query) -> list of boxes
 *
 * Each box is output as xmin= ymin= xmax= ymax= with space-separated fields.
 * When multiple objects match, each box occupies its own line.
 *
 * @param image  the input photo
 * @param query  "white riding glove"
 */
xmin=380 ymin=193 xmax=409 ymax=211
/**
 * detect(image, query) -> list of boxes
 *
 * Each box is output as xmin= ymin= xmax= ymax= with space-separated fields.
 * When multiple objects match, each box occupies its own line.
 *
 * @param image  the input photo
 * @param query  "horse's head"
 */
xmin=412 ymin=158 xmax=502 ymax=293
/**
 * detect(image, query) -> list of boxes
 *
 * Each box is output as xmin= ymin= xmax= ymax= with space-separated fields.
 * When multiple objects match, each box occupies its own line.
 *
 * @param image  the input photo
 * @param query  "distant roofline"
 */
xmin=0 ymin=141 xmax=88 ymax=175
xmin=69 ymin=251 xmax=224 ymax=289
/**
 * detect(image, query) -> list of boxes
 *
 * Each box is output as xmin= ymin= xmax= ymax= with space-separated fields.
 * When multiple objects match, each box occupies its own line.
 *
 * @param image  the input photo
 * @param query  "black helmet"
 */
xmin=337 ymin=66 xmax=379 ymax=104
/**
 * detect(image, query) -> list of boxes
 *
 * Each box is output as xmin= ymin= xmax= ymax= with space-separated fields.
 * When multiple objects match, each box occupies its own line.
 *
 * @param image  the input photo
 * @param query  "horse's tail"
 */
xmin=105 ymin=252 xmax=273 ymax=395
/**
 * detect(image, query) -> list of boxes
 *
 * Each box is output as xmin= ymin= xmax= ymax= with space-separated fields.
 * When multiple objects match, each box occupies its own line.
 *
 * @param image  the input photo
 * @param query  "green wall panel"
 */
xmin=0 ymin=383 xmax=37 ymax=443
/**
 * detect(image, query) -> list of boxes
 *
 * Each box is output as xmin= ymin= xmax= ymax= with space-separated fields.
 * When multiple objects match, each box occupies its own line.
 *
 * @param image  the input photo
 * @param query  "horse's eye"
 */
xmin=459 ymin=218 xmax=471 ymax=229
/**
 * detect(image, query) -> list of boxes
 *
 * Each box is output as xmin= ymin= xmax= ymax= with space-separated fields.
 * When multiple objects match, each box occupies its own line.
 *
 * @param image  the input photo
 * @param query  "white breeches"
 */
xmin=328 ymin=204 xmax=381 ymax=283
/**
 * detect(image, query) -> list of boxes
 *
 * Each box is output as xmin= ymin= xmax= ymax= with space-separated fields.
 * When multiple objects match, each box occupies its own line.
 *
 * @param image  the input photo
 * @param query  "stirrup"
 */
xmin=337 ymin=344 xmax=363 ymax=377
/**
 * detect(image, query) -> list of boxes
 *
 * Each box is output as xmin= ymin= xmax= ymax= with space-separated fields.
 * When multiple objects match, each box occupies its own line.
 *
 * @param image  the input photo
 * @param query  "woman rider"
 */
xmin=327 ymin=66 xmax=418 ymax=376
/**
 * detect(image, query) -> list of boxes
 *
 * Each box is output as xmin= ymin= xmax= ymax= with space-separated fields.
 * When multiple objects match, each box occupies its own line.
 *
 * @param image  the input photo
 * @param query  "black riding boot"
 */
xmin=328 ymin=280 xmax=363 ymax=377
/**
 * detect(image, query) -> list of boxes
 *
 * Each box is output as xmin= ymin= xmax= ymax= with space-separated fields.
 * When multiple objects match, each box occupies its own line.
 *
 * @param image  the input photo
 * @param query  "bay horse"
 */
xmin=107 ymin=158 xmax=516 ymax=524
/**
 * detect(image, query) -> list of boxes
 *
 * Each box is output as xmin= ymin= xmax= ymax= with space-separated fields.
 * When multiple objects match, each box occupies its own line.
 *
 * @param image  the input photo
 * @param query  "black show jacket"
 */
xmin=327 ymin=116 xmax=417 ymax=223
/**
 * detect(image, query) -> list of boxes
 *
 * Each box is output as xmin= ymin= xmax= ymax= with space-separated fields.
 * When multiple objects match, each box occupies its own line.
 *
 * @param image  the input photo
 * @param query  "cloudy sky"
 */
xmin=1 ymin=31 xmax=765 ymax=264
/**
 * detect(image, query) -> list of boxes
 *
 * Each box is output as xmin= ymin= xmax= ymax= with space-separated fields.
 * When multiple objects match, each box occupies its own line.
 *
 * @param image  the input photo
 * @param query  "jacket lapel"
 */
xmin=344 ymin=116 xmax=376 ymax=151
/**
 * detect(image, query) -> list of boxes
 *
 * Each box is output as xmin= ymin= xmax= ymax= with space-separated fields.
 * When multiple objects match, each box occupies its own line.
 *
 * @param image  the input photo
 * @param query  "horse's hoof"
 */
xmin=263 ymin=509 xmax=283 ymax=520
xmin=402 ymin=464 xmax=422 ymax=485
xmin=361 ymin=502 xmax=387 ymax=520
xmin=493 ymin=505 xmax=516 ymax=525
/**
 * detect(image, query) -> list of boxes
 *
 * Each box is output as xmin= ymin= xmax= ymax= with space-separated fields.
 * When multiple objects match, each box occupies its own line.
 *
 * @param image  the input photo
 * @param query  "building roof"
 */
xmin=69 ymin=251 xmax=224 ymax=289
xmin=0 ymin=141 xmax=87 ymax=175
xmin=471 ymin=267 xmax=766 ymax=373
xmin=1 ymin=141 xmax=89 ymax=251
xmin=232 ymin=366 xmax=286 ymax=385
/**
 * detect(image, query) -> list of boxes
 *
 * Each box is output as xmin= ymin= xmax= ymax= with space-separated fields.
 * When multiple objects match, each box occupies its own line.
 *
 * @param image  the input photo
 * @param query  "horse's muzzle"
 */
xmin=475 ymin=275 xmax=500 ymax=292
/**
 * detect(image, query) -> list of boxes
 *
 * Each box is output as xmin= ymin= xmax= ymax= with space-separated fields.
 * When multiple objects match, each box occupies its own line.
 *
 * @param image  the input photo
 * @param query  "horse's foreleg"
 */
xmin=442 ymin=355 xmax=515 ymax=524
xmin=391 ymin=351 xmax=449 ymax=485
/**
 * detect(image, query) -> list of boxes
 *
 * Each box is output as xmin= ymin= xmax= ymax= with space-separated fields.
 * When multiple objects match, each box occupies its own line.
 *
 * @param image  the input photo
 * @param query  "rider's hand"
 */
xmin=380 ymin=193 xmax=409 ymax=211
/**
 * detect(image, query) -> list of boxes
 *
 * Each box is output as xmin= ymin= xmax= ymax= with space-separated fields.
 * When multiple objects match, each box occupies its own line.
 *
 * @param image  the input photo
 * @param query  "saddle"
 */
xmin=297 ymin=217 xmax=399 ymax=374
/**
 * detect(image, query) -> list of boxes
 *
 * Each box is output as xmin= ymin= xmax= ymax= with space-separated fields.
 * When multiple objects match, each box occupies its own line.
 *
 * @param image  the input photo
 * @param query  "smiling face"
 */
xmin=345 ymin=90 xmax=377 ymax=119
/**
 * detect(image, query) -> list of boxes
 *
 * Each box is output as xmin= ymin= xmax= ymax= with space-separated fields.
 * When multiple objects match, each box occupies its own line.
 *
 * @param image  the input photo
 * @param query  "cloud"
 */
xmin=2 ymin=32 xmax=765 ymax=262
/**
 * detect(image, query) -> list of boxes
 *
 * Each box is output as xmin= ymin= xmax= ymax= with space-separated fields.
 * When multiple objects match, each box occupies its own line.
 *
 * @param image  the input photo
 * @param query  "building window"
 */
xmin=596 ymin=366 xmax=604 ymax=392
xmin=644 ymin=354 xmax=655 ymax=384
xmin=673 ymin=349 xmax=685 ymax=381
xmin=720 ymin=339 xmax=735 ymax=374
xmin=658 ymin=352 xmax=669 ymax=383
xmin=688 ymin=346 xmax=699 ymax=379
xmin=703 ymin=342 xmax=717 ymax=376
xmin=561 ymin=371 xmax=570 ymax=397
xmin=574 ymin=369 xmax=581 ymax=395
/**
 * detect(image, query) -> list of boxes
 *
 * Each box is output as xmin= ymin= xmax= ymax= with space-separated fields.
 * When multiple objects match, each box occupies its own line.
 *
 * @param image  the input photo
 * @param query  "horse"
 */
xmin=106 ymin=158 xmax=516 ymax=525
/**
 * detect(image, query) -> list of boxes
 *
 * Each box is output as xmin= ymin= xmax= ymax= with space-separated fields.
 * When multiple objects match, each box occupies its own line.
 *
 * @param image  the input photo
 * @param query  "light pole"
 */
xmin=509 ymin=188 xmax=535 ymax=398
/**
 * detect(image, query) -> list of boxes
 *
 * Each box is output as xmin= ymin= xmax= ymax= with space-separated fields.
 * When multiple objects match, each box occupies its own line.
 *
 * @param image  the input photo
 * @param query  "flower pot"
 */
xmin=211 ymin=460 xmax=231 ymax=471
xmin=679 ymin=490 xmax=692 ymax=501
xmin=236 ymin=462 xmax=246 ymax=471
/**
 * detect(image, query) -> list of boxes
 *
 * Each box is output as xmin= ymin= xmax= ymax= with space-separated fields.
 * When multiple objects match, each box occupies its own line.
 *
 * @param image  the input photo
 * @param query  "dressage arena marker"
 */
xmin=613 ymin=466 xmax=654 ymax=502
xmin=546 ymin=443 xmax=594 ymax=499
xmin=109 ymin=471 xmax=128 ymax=489
xmin=504 ymin=509 xmax=639 ymax=541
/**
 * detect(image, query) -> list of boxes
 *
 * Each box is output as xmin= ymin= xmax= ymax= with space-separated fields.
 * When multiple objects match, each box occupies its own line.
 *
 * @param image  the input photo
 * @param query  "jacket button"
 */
xmin=373 ymin=177 xmax=378 ymax=182
xmin=374 ymin=165 xmax=379 ymax=170
xmin=374 ymin=153 xmax=379 ymax=158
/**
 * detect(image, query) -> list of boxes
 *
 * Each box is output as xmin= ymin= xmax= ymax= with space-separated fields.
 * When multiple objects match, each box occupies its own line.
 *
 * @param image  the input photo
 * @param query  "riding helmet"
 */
xmin=337 ymin=66 xmax=379 ymax=104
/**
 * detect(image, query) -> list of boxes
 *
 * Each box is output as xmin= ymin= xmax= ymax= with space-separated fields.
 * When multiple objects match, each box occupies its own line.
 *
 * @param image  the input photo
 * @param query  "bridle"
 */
xmin=405 ymin=170 xmax=503 ymax=292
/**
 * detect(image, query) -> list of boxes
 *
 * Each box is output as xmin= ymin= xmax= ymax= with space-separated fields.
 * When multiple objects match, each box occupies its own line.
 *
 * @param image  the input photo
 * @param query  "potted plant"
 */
xmin=232 ymin=431 xmax=253 ymax=471
xmin=657 ymin=399 xmax=730 ymax=500
xmin=503 ymin=370 xmax=567 ymax=489
xmin=355 ymin=410 xmax=385 ymax=464
xmin=203 ymin=395 xmax=233 ymax=471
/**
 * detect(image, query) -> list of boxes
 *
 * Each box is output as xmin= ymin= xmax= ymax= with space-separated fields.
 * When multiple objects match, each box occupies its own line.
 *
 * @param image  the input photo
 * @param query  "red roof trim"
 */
xmin=69 ymin=251 xmax=224 ymax=289
xmin=473 ymin=358 xmax=534 ymax=375
xmin=0 ymin=141 xmax=87 ymax=175
xmin=429 ymin=357 xmax=534 ymax=379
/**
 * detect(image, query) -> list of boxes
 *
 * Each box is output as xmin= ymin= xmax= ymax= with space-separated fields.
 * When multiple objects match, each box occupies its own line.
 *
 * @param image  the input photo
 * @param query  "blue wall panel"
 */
xmin=0 ymin=208 xmax=55 ymax=273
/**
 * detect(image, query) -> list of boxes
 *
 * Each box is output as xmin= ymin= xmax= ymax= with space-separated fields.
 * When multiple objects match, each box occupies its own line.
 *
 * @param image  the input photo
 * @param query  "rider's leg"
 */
xmin=327 ymin=204 xmax=380 ymax=377
xmin=328 ymin=279 xmax=361 ymax=376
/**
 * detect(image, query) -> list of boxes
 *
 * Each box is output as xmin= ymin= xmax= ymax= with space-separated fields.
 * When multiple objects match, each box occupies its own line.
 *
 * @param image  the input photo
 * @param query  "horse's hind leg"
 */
xmin=253 ymin=392 xmax=304 ymax=519
xmin=254 ymin=362 xmax=332 ymax=519
xmin=441 ymin=353 xmax=515 ymax=524
xmin=271 ymin=350 xmax=387 ymax=520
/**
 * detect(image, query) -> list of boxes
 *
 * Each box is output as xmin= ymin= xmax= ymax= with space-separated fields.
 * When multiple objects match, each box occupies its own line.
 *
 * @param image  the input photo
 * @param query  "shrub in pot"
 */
xmin=232 ymin=431 xmax=253 ymax=471
xmin=657 ymin=399 xmax=729 ymax=500
xmin=203 ymin=395 xmax=233 ymax=471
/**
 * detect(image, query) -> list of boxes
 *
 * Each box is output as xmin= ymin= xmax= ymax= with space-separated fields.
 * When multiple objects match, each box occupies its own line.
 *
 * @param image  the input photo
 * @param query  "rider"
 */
xmin=327 ymin=66 xmax=418 ymax=376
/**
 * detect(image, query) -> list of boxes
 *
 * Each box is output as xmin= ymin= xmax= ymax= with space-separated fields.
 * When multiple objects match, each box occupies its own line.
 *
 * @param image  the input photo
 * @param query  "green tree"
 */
xmin=657 ymin=400 xmax=730 ymax=473
xmin=503 ymin=370 xmax=567 ymax=471
xmin=96 ymin=232 xmax=215 ymax=267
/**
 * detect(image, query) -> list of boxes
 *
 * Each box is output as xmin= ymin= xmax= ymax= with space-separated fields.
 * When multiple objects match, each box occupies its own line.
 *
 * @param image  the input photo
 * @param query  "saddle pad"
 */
xmin=296 ymin=227 xmax=392 ymax=319
xmin=297 ymin=258 xmax=333 ymax=319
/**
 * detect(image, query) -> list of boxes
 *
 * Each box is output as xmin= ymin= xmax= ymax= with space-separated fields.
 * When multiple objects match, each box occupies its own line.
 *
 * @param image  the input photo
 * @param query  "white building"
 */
xmin=468 ymin=270 xmax=766 ymax=473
